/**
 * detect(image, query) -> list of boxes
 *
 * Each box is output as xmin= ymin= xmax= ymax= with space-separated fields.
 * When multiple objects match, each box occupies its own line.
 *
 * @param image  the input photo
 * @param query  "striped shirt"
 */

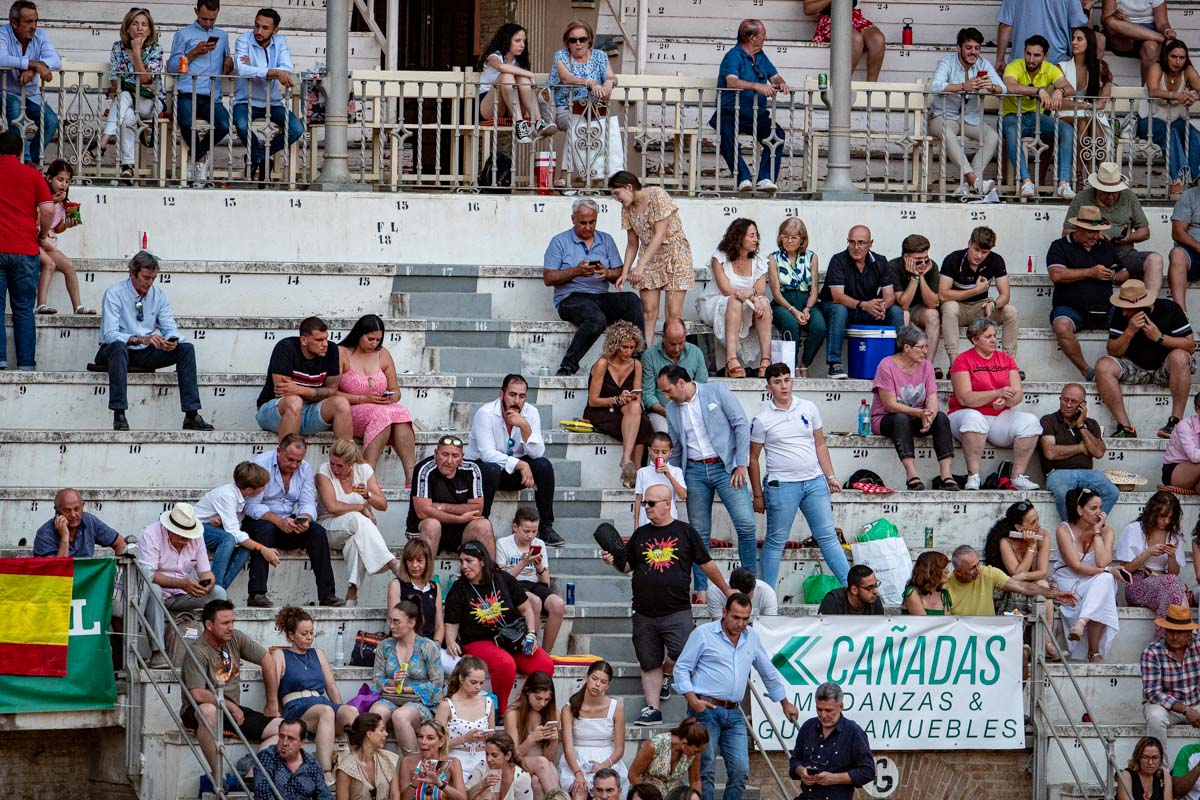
xmin=406 ymin=456 xmax=484 ymax=533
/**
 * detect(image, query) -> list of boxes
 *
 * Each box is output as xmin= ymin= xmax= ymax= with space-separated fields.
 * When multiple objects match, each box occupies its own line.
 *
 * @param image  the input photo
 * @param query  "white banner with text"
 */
xmin=749 ymin=615 xmax=1025 ymax=750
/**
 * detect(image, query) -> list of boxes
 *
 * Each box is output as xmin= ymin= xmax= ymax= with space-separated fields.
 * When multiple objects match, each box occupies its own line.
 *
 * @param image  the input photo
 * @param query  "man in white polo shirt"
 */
xmin=748 ymin=362 xmax=847 ymax=590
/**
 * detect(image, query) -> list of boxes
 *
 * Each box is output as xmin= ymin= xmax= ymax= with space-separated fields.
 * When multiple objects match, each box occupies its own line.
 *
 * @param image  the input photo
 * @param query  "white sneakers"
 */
xmin=1019 ymin=179 xmax=1036 ymax=198
xmin=976 ymin=178 xmax=995 ymax=195
xmin=1010 ymin=474 xmax=1040 ymax=491
xmin=737 ymin=179 xmax=754 ymax=192
xmin=1055 ymin=182 xmax=1076 ymax=199
xmin=756 ymin=178 xmax=778 ymax=193
xmin=964 ymin=474 xmax=982 ymax=490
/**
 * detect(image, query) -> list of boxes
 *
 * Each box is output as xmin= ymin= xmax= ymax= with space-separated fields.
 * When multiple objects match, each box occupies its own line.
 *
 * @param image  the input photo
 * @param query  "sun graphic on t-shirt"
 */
xmin=469 ymin=591 xmax=509 ymax=627
xmin=643 ymin=537 xmax=679 ymax=572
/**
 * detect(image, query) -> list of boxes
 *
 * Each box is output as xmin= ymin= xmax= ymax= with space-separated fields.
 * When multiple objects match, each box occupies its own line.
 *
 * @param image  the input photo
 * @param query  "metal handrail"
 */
xmin=748 ymin=684 xmax=799 ymax=800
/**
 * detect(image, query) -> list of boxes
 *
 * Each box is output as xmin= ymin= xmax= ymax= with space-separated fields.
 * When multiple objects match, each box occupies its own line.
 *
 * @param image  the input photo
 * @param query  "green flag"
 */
xmin=0 ymin=558 xmax=118 ymax=713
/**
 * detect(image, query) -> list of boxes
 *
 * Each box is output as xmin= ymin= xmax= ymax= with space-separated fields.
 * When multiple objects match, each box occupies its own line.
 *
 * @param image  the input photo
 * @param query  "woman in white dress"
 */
xmin=698 ymin=218 xmax=771 ymax=378
xmin=559 ymin=661 xmax=626 ymax=798
xmin=1054 ymin=487 xmax=1125 ymax=662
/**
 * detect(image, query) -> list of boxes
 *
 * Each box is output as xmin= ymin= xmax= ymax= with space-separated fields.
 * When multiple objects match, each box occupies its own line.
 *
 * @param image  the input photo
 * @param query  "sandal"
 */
xmin=74 ymin=305 xmax=96 ymax=315
xmin=756 ymin=357 xmax=771 ymax=377
xmin=34 ymin=304 xmax=57 ymax=315
xmin=797 ymin=366 xmax=809 ymax=378
xmin=906 ymin=476 xmax=926 ymax=491
xmin=931 ymin=476 xmax=960 ymax=491
xmin=725 ymin=357 xmax=746 ymax=379
xmin=620 ymin=461 xmax=637 ymax=489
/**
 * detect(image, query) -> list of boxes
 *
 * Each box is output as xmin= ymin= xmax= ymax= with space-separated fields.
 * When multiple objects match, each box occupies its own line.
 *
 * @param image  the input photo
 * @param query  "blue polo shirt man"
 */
xmin=167 ymin=0 xmax=233 ymax=179
xmin=32 ymin=489 xmax=127 ymax=557
xmin=708 ymin=19 xmax=789 ymax=192
xmin=542 ymin=198 xmax=643 ymax=376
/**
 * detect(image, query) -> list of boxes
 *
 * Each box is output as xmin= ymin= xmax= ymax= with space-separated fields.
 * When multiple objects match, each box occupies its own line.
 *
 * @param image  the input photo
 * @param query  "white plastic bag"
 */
xmin=850 ymin=536 xmax=912 ymax=606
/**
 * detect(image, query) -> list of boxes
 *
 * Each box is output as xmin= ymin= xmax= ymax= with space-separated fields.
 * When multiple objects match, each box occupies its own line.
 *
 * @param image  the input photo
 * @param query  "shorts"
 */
xmin=631 ymin=608 xmax=694 ymax=670
xmin=1108 ymin=355 xmax=1196 ymax=386
xmin=813 ymin=8 xmax=873 ymax=43
xmin=372 ymin=696 xmax=434 ymax=721
xmin=181 ymin=702 xmax=276 ymax=741
xmin=1118 ymin=250 xmax=1154 ymax=277
xmin=518 ymin=580 xmax=552 ymax=602
xmin=407 ymin=522 xmax=467 ymax=554
xmin=256 ymin=398 xmax=330 ymax=435
xmin=949 ymin=407 xmax=1042 ymax=445
xmin=1164 ymin=462 xmax=1178 ymax=485
xmin=1171 ymin=243 xmax=1200 ymax=280
xmin=1049 ymin=306 xmax=1110 ymax=331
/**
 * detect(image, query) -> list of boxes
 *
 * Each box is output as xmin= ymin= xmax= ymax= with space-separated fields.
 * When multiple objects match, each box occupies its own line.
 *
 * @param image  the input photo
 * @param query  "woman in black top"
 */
xmin=1117 ymin=736 xmax=1169 ymax=800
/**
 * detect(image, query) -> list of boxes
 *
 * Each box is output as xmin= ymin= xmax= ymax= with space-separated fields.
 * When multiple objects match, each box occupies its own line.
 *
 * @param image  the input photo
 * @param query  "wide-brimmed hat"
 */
xmin=1068 ymin=205 xmax=1112 ymax=231
xmin=1156 ymin=604 xmax=1199 ymax=631
xmin=160 ymin=502 xmax=202 ymax=539
xmin=1110 ymin=279 xmax=1155 ymax=309
xmin=1087 ymin=162 xmax=1130 ymax=193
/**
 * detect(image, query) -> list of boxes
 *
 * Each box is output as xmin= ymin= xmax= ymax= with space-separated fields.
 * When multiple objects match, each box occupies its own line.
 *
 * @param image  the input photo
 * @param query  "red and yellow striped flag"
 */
xmin=0 ymin=558 xmax=75 ymax=677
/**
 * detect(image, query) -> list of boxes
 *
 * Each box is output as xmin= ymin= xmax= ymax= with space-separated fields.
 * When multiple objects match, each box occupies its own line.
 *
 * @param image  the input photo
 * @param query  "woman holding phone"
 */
xmin=582 ymin=321 xmax=653 ymax=489
xmin=1115 ymin=491 xmax=1188 ymax=629
xmin=504 ymin=671 xmax=560 ymax=798
xmin=399 ymin=719 xmax=469 ymax=800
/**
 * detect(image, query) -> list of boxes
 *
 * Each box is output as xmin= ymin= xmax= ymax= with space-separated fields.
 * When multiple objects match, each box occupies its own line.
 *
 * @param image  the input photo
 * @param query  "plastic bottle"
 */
xmin=857 ymin=400 xmax=871 ymax=436
xmin=178 ymin=55 xmax=189 ymax=74
xmin=335 ymin=624 xmax=345 ymax=666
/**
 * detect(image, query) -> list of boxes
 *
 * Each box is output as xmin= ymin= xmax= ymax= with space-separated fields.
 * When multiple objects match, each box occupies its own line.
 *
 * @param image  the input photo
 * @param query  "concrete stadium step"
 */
xmin=394 ymin=292 xmax=495 ymax=320
xmin=1039 ymin=663 xmax=1157 ymax=726
xmin=39 ymin=0 xmax=328 ymax=30
xmin=42 ymin=260 xmax=394 ymax=319
xmin=1044 ymin=724 xmax=1200 ymax=781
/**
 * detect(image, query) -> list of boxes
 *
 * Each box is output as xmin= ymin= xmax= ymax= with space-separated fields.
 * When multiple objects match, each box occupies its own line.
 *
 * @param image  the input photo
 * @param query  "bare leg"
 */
xmin=37 ymin=251 xmax=55 ymax=307
xmin=363 ymin=427 xmax=389 ymax=468
xmin=920 ymin=307 xmax=941 ymax=358
xmin=463 ymin=519 xmax=496 ymax=559
xmin=900 ymin=456 xmax=919 ymax=482
xmin=850 ymin=30 xmax=866 ymax=73
xmin=1170 ymin=461 xmax=1200 ymax=489
xmin=1141 ymin=252 xmax=1165 ymax=299
xmin=863 ymin=26 xmax=887 ymax=82
xmin=1169 ymin=247 xmax=1191 ymax=313
xmin=959 ymin=431 xmax=986 ymax=475
xmin=514 ymin=75 xmax=537 ymax=121
xmin=1086 ymin=620 xmax=1104 ymax=660
xmin=1011 ymin=435 xmax=1038 ymax=477
xmin=391 ymin=704 xmax=423 ymax=754
xmin=724 ymin=300 xmax=744 ymax=365
xmin=641 ymin=666 xmax=663 ymax=710
xmin=1095 ymin=356 xmax=1131 ymax=428
xmin=526 ymin=592 xmax=544 ymax=637
xmin=525 ymin=755 xmax=559 ymax=798
xmin=664 ymin=290 xmax=687 ymax=333
xmin=196 ymin=703 xmax=221 ymax=776
xmin=619 ymin=401 xmax=642 ymax=465
xmin=302 ymin=703 xmax=336 ymax=773
xmin=390 ymin=421 xmax=417 ymax=485
xmin=321 ymin=396 xmax=354 ymax=440
xmin=541 ymin=593 xmax=565 ymax=652
xmin=274 ymin=395 xmax=304 ymax=441
xmin=50 ymin=250 xmax=82 ymax=310
xmin=1168 ymin=350 xmax=1191 ymax=419
xmin=418 ymin=518 xmax=443 ymax=555
xmin=752 ymin=311 xmax=772 ymax=369
xmin=640 ymin=288 xmax=661 ymax=347
xmin=937 ymin=456 xmax=953 ymax=480
xmin=1052 ymin=320 xmax=1090 ymax=376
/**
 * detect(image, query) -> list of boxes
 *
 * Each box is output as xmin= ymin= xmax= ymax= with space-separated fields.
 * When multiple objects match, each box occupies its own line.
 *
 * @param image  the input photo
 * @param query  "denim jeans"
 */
xmin=763 ymin=476 xmax=848 ymax=588
xmin=684 ymin=459 xmax=756 ymax=590
xmin=1137 ymin=116 xmax=1200 ymax=182
xmin=1001 ymin=111 xmax=1073 ymax=181
xmin=94 ymin=341 xmax=201 ymax=412
xmin=1045 ymin=469 xmax=1120 ymax=522
xmin=819 ymin=301 xmax=903 ymax=367
xmin=174 ymin=93 xmax=230 ymax=161
xmin=204 ymin=522 xmax=250 ymax=590
xmin=689 ymin=705 xmax=750 ymax=800
xmin=0 ymin=252 xmax=39 ymax=368
xmin=232 ymin=103 xmax=304 ymax=165
xmin=2 ymin=94 xmax=59 ymax=163
xmin=708 ymin=107 xmax=784 ymax=183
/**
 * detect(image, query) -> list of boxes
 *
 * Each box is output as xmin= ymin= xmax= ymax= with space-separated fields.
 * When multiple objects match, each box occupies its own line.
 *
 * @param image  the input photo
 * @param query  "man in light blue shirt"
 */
xmin=542 ymin=198 xmax=641 ymax=376
xmin=166 ymin=0 xmax=233 ymax=184
xmin=233 ymin=8 xmax=303 ymax=181
xmin=996 ymin=0 xmax=1088 ymax=67
xmin=96 ymin=251 xmax=213 ymax=433
xmin=675 ymin=592 xmax=799 ymax=800
xmin=929 ymin=27 xmax=1006 ymax=197
xmin=0 ymin=1 xmax=61 ymax=163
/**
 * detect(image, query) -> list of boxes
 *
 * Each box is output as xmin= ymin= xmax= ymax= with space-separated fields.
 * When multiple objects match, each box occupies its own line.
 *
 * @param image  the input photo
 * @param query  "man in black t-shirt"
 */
xmin=406 ymin=435 xmax=495 ymax=557
xmin=1047 ymin=206 xmax=1121 ymax=379
xmin=938 ymin=226 xmax=1019 ymax=363
xmin=1096 ymin=280 xmax=1196 ymax=439
xmin=255 ymin=316 xmax=352 ymax=441
xmin=601 ymin=484 xmax=732 ymax=727
xmin=818 ymin=565 xmax=884 ymax=615
xmin=817 ymin=225 xmax=903 ymax=379
xmin=886 ymin=234 xmax=942 ymax=360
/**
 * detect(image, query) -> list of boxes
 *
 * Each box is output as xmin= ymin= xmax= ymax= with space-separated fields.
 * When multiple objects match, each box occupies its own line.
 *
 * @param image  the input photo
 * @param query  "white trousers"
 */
xmin=321 ymin=512 xmax=395 ymax=588
xmin=103 ymin=91 xmax=163 ymax=164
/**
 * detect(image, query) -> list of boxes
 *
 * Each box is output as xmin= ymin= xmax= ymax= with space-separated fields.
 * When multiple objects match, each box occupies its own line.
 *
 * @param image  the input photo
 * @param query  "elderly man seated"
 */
xmin=33 ymin=488 xmax=126 ymax=557
xmin=544 ymin=198 xmax=643 ymax=376
xmin=1141 ymin=604 xmax=1200 ymax=745
xmin=946 ymin=545 xmax=1076 ymax=614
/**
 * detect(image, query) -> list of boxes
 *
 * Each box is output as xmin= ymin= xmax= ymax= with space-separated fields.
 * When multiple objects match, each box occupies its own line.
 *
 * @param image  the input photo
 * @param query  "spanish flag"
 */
xmin=0 ymin=558 xmax=74 ymax=677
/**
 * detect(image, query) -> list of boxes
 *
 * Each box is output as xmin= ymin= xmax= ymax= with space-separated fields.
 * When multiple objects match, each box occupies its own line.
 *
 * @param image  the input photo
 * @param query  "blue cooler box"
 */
xmin=847 ymin=325 xmax=897 ymax=379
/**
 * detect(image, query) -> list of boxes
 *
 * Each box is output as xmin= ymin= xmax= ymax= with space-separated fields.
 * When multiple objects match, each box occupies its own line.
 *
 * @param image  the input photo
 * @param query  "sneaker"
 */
xmin=660 ymin=674 xmax=673 ymax=701
xmin=1112 ymin=423 xmax=1137 ymax=439
xmin=827 ymin=363 xmax=848 ymax=380
xmin=756 ymin=178 xmax=778 ymax=193
xmin=514 ymin=120 xmax=533 ymax=144
xmin=1010 ymin=474 xmax=1040 ymax=491
xmin=148 ymin=651 xmax=171 ymax=669
xmin=737 ymin=179 xmax=754 ymax=192
xmin=634 ymin=706 xmax=663 ymax=726
xmin=964 ymin=473 xmax=981 ymax=491
xmin=1158 ymin=416 xmax=1181 ymax=439
xmin=532 ymin=119 xmax=556 ymax=138
xmin=976 ymin=178 xmax=995 ymax=195
xmin=193 ymin=161 xmax=208 ymax=187
xmin=1020 ymin=180 xmax=1036 ymax=198
xmin=540 ymin=525 xmax=565 ymax=547
xmin=1055 ymin=182 xmax=1076 ymax=200
xmin=952 ymin=183 xmax=971 ymax=198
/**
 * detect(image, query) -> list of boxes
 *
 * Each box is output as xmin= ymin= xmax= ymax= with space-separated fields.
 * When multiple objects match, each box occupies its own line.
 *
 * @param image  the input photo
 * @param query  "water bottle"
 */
xmin=335 ymin=624 xmax=345 ymax=666
xmin=857 ymin=400 xmax=871 ymax=437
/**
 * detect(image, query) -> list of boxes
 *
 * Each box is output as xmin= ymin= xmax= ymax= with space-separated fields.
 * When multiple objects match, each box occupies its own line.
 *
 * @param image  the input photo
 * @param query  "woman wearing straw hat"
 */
xmin=1095 ymin=278 xmax=1195 ymax=439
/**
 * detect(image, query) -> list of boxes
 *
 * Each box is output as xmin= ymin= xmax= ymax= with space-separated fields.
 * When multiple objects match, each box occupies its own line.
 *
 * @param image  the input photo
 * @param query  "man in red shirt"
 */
xmin=0 ymin=129 xmax=53 ymax=369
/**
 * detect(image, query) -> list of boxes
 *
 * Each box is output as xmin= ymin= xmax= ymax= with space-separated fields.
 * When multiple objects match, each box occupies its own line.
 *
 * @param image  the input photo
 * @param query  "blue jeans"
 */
xmin=204 ymin=522 xmax=250 ymax=590
xmin=1045 ymin=469 xmax=1120 ymax=522
xmin=690 ymin=705 xmax=750 ymax=800
xmin=1001 ymin=111 xmax=1073 ymax=181
xmin=94 ymin=341 xmax=201 ymax=412
xmin=763 ymin=476 xmax=848 ymax=589
xmin=708 ymin=107 xmax=784 ymax=183
xmin=0 ymin=253 xmax=40 ymax=369
xmin=819 ymin=301 xmax=904 ymax=367
xmin=175 ymin=93 xmax=230 ymax=161
xmin=684 ymin=459 xmax=757 ymax=590
xmin=1137 ymin=116 xmax=1200 ymax=182
xmin=232 ymin=103 xmax=304 ymax=165
xmin=2 ymin=94 xmax=59 ymax=163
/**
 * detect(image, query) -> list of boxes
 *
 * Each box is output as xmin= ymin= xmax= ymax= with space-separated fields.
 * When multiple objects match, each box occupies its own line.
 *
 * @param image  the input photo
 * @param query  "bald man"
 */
xmin=641 ymin=317 xmax=709 ymax=432
xmin=817 ymin=225 xmax=903 ymax=379
xmin=33 ymin=488 xmax=127 ymax=557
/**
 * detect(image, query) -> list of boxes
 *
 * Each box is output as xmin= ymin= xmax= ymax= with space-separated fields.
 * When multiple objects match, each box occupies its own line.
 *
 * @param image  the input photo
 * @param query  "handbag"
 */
xmin=347 ymin=682 xmax=380 ymax=714
xmin=350 ymin=630 xmax=386 ymax=667
xmin=472 ymin=580 xmax=527 ymax=653
xmin=479 ymin=152 xmax=512 ymax=194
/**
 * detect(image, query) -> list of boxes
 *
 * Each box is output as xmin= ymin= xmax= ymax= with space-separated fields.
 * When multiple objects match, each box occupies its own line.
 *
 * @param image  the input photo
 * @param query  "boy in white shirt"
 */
xmin=194 ymin=461 xmax=278 ymax=589
xmin=495 ymin=507 xmax=565 ymax=652
xmin=633 ymin=432 xmax=687 ymax=527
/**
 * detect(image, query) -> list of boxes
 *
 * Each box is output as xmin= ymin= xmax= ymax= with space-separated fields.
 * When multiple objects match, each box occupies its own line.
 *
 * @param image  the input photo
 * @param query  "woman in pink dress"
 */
xmin=338 ymin=315 xmax=417 ymax=487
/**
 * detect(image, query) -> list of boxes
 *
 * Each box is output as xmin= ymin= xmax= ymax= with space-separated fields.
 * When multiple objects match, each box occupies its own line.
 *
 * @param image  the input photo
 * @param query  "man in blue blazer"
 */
xmin=657 ymin=364 xmax=757 ymax=601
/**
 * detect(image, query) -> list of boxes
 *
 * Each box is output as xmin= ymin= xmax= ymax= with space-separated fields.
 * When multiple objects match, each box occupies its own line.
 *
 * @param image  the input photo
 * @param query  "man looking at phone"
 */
xmin=788 ymin=682 xmax=875 ymax=799
xmin=1039 ymin=383 xmax=1119 ymax=522
xmin=96 ymin=250 xmax=213 ymax=432
xmin=1096 ymin=279 xmax=1195 ymax=440
xmin=544 ymin=198 xmax=643 ymax=376
xmin=167 ymin=0 xmax=233 ymax=185
xmin=138 ymin=502 xmax=225 ymax=669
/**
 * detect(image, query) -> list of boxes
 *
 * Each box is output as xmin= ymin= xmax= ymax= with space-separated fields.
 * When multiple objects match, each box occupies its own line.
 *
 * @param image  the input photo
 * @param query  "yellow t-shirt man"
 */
xmin=946 ymin=564 xmax=1010 ymax=615
xmin=1001 ymin=59 xmax=1065 ymax=116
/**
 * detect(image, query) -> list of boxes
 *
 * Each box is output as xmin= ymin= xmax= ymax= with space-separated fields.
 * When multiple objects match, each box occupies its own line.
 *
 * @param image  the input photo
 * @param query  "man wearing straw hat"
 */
xmin=1096 ymin=278 xmax=1194 ymax=439
xmin=1141 ymin=603 xmax=1200 ymax=744
xmin=1047 ymin=205 xmax=1121 ymax=379
xmin=1064 ymin=163 xmax=1167 ymax=299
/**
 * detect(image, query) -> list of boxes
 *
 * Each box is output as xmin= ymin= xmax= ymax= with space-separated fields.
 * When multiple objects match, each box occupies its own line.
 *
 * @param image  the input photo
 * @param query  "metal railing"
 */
xmin=5 ymin=66 xmax=1199 ymax=198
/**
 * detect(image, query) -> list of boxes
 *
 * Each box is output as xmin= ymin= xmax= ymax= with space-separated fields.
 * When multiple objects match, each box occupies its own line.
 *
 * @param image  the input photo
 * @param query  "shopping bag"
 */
xmin=563 ymin=113 xmax=625 ymax=179
xmin=803 ymin=573 xmax=841 ymax=605
xmin=770 ymin=336 xmax=796 ymax=367
xmin=850 ymin=529 xmax=911 ymax=606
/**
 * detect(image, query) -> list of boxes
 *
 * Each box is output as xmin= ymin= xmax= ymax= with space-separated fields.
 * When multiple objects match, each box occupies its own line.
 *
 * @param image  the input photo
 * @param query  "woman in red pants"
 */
xmin=444 ymin=540 xmax=556 ymax=711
